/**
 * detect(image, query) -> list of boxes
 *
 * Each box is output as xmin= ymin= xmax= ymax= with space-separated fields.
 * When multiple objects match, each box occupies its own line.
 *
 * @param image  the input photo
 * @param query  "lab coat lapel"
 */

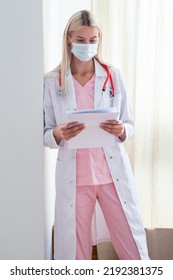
xmin=65 ymin=72 xmax=77 ymax=111
xmin=94 ymin=59 xmax=107 ymax=109
xmin=65 ymin=60 xmax=107 ymax=110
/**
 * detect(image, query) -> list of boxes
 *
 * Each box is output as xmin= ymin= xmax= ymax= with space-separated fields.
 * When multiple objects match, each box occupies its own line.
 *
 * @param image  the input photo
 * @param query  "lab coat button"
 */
xmin=110 ymin=156 xmax=113 ymax=159
xmin=116 ymin=178 xmax=119 ymax=181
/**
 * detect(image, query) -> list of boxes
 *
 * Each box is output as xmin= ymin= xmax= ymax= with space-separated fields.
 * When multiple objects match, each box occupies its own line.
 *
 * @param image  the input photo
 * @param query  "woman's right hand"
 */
xmin=53 ymin=122 xmax=85 ymax=144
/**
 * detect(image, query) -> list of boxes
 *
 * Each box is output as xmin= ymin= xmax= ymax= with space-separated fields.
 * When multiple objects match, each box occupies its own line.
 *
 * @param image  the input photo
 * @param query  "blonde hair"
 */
xmin=54 ymin=10 xmax=103 ymax=93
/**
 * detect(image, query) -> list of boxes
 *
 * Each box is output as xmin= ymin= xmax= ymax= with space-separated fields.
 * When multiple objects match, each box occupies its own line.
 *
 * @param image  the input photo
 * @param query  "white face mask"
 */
xmin=71 ymin=43 xmax=98 ymax=61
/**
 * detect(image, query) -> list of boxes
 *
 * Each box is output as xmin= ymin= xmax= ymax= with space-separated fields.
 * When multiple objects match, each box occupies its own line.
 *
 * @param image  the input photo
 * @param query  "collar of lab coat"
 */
xmin=65 ymin=58 xmax=108 ymax=110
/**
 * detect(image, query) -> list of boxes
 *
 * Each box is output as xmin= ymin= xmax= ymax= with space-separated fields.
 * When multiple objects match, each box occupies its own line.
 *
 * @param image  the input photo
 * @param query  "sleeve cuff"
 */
xmin=44 ymin=129 xmax=64 ymax=149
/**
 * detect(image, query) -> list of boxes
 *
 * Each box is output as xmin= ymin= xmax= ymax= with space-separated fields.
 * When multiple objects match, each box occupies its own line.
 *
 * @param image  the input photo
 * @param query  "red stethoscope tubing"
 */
xmin=95 ymin=58 xmax=115 ymax=95
xmin=59 ymin=58 xmax=115 ymax=96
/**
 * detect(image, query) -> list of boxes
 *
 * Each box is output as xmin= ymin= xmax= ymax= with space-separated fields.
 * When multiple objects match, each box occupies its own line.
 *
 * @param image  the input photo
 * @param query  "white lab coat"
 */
xmin=43 ymin=59 xmax=149 ymax=260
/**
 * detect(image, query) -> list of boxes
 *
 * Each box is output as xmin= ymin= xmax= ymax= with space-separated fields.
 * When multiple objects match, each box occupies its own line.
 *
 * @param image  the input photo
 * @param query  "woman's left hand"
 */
xmin=100 ymin=120 xmax=126 ymax=140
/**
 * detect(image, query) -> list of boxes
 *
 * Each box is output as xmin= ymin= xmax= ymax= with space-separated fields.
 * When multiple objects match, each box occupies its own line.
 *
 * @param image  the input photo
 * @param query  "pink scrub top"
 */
xmin=73 ymin=75 xmax=113 ymax=186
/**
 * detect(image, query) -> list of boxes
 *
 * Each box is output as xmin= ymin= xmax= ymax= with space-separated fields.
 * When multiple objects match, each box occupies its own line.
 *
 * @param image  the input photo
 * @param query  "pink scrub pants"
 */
xmin=76 ymin=183 xmax=141 ymax=260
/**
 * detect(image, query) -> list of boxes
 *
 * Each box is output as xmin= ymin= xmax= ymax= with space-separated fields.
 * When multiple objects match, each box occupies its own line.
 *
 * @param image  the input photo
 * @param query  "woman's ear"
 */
xmin=67 ymin=35 xmax=71 ymax=45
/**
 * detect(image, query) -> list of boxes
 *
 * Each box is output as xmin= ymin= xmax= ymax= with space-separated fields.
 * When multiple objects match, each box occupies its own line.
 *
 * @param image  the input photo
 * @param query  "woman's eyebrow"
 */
xmin=76 ymin=35 xmax=98 ymax=39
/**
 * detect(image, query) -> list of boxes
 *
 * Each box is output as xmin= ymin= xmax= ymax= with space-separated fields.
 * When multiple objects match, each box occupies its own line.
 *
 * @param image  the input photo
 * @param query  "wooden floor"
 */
xmin=92 ymin=245 xmax=98 ymax=260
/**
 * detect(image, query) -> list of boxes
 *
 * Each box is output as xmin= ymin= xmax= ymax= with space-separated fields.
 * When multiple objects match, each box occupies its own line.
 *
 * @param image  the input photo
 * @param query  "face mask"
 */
xmin=71 ymin=43 xmax=98 ymax=61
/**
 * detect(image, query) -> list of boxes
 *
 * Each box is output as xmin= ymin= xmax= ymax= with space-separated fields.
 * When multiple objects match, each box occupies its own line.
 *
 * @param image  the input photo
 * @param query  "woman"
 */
xmin=44 ymin=10 xmax=149 ymax=260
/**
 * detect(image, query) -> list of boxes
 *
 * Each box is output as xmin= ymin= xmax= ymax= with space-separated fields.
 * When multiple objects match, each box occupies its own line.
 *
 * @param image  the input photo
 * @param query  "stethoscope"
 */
xmin=95 ymin=57 xmax=115 ymax=97
xmin=58 ymin=57 xmax=115 ymax=98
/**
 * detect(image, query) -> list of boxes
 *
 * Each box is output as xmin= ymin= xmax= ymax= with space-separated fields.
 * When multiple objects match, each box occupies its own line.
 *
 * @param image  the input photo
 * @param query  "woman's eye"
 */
xmin=90 ymin=40 xmax=97 ymax=43
xmin=75 ymin=39 xmax=97 ymax=44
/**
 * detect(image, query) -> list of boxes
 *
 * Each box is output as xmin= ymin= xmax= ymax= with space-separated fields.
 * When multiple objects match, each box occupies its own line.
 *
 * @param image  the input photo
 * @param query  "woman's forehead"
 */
xmin=71 ymin=26 xmax=99 ymax=37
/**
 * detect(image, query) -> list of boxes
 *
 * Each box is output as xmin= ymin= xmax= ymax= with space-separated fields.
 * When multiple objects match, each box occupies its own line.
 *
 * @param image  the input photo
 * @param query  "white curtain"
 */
xmin=93 ymin=0 xmax=173 ymax=259
xmin=43 ymin=0 xmax=173 ymax=259
xmin=109 ymin=0 xmax=173 ymax=230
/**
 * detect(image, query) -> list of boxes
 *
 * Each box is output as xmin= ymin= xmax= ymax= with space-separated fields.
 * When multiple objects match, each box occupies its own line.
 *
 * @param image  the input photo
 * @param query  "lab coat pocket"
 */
xmin=113 ymin=91 xmax=121 ymax=111
xmin=101 ymin=90 xmax=112 ymax=108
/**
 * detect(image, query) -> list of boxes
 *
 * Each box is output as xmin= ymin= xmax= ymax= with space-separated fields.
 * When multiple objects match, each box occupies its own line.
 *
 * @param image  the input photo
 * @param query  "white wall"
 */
xmin=0 ymin=0 xmax=44 ymax=259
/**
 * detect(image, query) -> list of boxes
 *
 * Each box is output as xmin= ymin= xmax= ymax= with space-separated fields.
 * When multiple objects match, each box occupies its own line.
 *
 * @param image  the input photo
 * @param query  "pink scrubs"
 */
xmin=73 ymin=75 xmax=140 ymax=260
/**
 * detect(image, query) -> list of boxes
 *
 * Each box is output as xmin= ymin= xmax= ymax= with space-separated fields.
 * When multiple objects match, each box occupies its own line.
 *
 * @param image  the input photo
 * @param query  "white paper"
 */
xmin=66 ymin=108 xmax=119 ymax=149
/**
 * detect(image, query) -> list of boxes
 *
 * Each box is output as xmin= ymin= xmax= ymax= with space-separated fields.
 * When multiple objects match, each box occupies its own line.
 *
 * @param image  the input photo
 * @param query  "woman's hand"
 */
xmin=100 ymin=120 xmax=126 ymax=141
xmin=53 ymin=122 xmax=85 ymax=144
